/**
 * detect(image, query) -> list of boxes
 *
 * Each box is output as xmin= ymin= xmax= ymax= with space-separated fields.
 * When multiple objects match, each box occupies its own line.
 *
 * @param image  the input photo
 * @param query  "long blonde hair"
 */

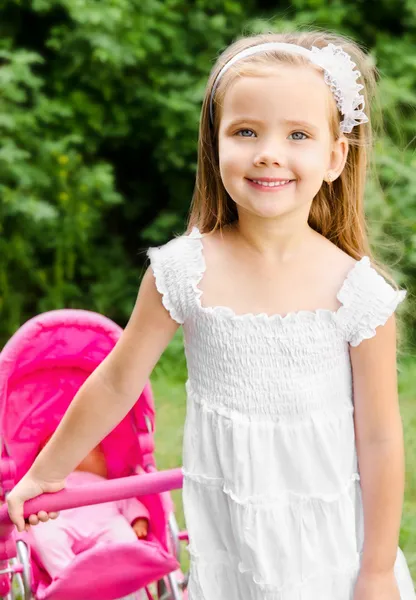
xmin=187 ymin=31 xmax=400 ymax=279
xmin=186 ymin=29 xmax=410 ymax=350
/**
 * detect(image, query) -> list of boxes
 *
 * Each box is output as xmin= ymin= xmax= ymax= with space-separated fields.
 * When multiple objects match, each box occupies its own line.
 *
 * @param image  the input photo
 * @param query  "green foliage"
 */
xmin=0 ymin=0 xmax=415 ymax=351
xmin=0 ymin=45 xmax=122 ymax=337
xmin=0 ymin=0 xmax=247 ymax=342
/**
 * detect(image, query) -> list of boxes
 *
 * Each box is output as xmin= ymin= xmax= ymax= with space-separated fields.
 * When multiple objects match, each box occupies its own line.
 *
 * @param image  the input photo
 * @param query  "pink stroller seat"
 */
xmin=0 ymin=309 xmax=182 ymax=600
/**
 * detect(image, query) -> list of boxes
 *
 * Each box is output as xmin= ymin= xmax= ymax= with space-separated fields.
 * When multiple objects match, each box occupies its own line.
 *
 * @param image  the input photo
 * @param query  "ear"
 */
xmin=327 ymin=135 xmax=349 ymax=181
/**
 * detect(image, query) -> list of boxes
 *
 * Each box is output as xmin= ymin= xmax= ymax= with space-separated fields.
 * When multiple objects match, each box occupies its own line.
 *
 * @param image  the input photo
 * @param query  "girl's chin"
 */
xmin=248 ymin=205 xmax=296 ymax=219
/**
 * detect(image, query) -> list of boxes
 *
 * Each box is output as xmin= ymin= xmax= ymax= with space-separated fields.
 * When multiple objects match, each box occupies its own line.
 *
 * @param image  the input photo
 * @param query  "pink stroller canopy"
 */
xmin=0 ymin=309 xmax=155 ymax=482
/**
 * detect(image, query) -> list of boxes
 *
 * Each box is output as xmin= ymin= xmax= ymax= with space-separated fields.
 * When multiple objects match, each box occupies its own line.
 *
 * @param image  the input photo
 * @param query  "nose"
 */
xmin=253 ymin=139 xmax=285 ymax=167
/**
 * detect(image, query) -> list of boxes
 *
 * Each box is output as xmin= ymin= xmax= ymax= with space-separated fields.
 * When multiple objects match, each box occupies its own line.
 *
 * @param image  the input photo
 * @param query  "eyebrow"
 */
xmin=282 ymin=119 xmax=319 ymax=132
xmin=224 ymin=117 xmax=320 ymax=133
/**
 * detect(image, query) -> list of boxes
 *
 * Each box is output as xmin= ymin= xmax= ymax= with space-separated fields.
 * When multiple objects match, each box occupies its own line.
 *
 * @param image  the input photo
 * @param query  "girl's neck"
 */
xmin=229 ymin=219 xmax=319 ymax=264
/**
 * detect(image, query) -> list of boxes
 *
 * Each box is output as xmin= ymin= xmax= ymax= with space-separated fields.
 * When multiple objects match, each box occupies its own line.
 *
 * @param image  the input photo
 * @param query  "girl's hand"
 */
xmin=6 ymin=471 xmax=65 ymax=532
xmin=353 ymin=569 xmax=400 ymax=600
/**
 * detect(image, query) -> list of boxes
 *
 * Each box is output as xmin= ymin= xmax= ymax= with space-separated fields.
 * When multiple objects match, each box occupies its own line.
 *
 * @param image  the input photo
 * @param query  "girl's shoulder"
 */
xmin=146 ymin=227 xmax=202 ymax=271
xmin=312 ymin=235 xmax=406 ymax=346
xmin=339 ymin=254 xmax=406 ymax=308
xmin=146 ymin=227 xmax=203 ymax=325
xmin=336 ymin=253 xmax=407 ymax=346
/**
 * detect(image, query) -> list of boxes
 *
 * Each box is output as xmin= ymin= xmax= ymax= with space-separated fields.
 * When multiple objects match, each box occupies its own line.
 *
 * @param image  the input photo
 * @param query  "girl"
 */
xmin=7 ymin=30 xmax=416 ymax=600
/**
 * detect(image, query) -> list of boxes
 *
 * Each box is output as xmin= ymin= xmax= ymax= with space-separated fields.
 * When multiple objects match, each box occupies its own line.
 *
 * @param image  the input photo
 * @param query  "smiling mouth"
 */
xmin=246 ymin=178 xmax=294 ymax=190
xmin=250 ymin=179 xmax=292 ymax=187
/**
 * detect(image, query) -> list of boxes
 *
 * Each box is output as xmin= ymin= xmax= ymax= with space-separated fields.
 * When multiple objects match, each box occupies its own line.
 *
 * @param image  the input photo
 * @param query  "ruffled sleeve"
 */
xmin=338 ymin=257 xmax=407 ymax=347
xmin=147 ymin=236 xmax=189 ymax=325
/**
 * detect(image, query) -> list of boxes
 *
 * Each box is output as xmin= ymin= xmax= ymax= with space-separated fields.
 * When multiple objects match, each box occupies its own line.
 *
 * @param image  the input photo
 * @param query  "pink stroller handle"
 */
xmin=0 ymin=468 xmax=183 ymax=534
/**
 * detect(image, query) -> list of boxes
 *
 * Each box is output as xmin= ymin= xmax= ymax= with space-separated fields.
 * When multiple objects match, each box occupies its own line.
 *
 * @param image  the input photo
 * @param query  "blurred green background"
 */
xmin=1 ymin=0 xmax=415 ymax=584
xmin=1 ymin=0 xmax=415 ymax=341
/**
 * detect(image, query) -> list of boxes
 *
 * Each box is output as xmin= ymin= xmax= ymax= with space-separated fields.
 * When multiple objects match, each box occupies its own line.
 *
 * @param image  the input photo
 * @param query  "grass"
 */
xmin=151 ymin=348 xmax=416 ymax=583
xmin=151 ymin=367 xmax=189 ymax=573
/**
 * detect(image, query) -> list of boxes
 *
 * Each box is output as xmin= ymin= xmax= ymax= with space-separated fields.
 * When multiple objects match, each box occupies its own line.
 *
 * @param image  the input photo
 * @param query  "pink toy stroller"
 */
xmin=0 ymin=309 xmax=188 ymax=600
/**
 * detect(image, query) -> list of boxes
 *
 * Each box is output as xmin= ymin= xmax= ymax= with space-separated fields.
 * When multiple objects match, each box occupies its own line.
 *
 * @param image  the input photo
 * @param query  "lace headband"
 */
xmin=209 ymin=42 xmax=369 ymax=134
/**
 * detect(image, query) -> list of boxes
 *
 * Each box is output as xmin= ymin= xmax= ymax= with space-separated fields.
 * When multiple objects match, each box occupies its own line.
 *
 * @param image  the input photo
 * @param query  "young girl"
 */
xmin=7 ymin=30 xmax=416 ymax=600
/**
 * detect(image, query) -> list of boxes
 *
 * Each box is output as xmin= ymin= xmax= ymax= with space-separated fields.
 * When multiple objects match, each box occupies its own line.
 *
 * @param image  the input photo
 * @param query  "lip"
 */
xmin=247 ymin=177 xmax=293 ymax=182
xmin=246 ymin=178 xmax=294 ymax=192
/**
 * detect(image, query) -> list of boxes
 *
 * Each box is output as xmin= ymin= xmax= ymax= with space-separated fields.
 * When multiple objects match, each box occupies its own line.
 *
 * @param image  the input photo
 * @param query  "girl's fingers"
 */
xmin=6 ymin=495 xmax=25 ymax=532
xmin=28 ymin=514 xmax=40 ymax=526
xmin=22 ymin=511 xmax=59 ymax=529
xmin=19 ymin=511 xmax=59 ymax=530
xmin=9 ymin=505 xmax=25 ymax=533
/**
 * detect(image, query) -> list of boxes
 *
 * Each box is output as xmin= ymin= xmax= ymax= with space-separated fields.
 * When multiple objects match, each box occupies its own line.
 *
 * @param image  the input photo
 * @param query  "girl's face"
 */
xmin=217 ymin=64 xmax=346 ymax=222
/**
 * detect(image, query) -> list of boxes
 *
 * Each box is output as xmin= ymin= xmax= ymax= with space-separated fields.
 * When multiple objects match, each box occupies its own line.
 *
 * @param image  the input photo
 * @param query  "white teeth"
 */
xmin=251 ymin=179 xmax=291 ymax=187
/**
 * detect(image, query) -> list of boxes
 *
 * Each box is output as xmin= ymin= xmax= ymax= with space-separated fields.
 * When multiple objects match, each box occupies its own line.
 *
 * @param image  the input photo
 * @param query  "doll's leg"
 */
xmin=30 ymin=519 xmax=75 ymax=579
xmin=96 ymin=518 xmax=146 ymax=600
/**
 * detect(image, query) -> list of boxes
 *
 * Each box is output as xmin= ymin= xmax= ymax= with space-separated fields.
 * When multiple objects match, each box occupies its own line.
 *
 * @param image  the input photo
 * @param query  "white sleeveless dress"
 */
xmin=147 ymin=227 xmax=415 ymax=600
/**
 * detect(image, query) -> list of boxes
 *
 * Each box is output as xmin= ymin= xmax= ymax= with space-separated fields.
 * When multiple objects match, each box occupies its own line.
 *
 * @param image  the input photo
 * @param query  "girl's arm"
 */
xmin=31 ymin=266 xmax=180 ymax=482
xmin=350 ymin=313 xmax=405 ymax=575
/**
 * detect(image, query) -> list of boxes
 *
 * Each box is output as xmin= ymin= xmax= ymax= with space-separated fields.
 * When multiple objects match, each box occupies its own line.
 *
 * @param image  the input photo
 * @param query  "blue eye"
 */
xmin=236 ymin=129 xmax=256 ymax=137
xmin=289 ymin=131 xmax=308 ymax=140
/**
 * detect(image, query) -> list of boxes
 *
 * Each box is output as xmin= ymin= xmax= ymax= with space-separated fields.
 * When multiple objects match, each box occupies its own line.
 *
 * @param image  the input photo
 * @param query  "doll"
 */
xmin=29 ymin=438 xmax=150 ymax=579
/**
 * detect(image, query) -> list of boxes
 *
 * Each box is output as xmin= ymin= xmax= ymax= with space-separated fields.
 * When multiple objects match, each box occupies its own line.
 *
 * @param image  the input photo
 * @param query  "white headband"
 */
xmin=209 ymin=42 xmax=369 ymax=134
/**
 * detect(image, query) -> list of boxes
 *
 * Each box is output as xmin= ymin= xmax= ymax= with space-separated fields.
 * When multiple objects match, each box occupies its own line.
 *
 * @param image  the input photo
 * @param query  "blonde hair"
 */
xmin=186 ymin=30 xmax=407 ymax=345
